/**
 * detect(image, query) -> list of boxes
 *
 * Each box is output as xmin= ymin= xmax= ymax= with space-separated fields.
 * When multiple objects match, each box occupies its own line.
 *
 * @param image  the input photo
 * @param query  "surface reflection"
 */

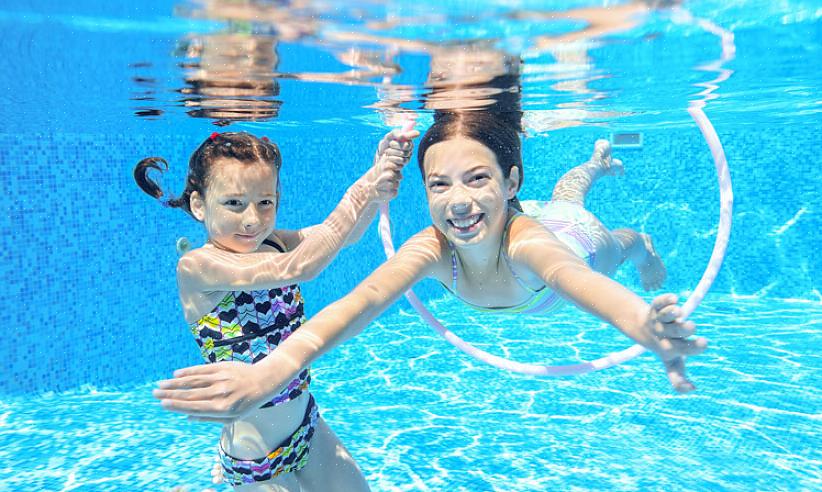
xmin=176 ymin=32 xmax=282 ymax=124
xmin=130 ymin=0 xmax=685 ymax=128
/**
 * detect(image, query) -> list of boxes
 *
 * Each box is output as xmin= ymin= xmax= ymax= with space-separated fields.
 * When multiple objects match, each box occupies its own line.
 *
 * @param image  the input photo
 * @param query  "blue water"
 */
xmin=1 ymin=0 xmax=820 ymax=491
xmin=2 ymin=296 xmax=819 ymax=490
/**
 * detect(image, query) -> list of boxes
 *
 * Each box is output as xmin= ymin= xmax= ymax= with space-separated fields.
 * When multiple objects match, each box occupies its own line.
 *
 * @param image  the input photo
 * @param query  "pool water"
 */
xmin=1 ymin=295 xmax=819 ymax=490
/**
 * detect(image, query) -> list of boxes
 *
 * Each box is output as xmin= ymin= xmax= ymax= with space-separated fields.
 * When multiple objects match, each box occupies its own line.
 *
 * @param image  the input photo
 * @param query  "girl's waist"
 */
xmin=220 ymin=391 xmax=314 ymax=457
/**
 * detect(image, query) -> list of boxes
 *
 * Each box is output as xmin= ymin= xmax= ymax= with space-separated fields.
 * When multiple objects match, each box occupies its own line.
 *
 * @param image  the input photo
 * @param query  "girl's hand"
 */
xmin=367 ymin=128 xmax=419 ymax=202
xmin=642 ymin=293 xmax=708 ymax=393
xmin=153 ymin=362 xmax=270 ymax=424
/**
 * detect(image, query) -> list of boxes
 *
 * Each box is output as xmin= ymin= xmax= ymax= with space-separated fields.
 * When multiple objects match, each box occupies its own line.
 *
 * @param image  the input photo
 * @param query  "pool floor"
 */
xmin=1 ymin=295 xmax=819 ymax=491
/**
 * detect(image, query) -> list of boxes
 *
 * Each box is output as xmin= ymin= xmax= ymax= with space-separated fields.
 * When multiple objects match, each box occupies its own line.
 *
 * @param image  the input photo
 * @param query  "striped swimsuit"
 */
xmin=445 ymin=202 xmax=597 ymax=314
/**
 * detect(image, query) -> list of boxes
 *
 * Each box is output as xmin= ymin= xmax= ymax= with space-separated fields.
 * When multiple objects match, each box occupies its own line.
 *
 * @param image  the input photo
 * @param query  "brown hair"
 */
xmin=133 ymin=132 xmax=281 ymax=217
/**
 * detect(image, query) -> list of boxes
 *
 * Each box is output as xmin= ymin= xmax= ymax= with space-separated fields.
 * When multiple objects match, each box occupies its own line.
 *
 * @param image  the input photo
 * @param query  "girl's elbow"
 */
xmin=300 ymin=267 xmax=320 ymax=282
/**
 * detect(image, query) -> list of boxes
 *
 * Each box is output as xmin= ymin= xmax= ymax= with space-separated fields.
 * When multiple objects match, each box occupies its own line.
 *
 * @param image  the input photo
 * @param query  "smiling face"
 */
xmin=190 ymin=158 xmax=279 ymax=253
xmin=423 ymin=137 xmax=519 ymax=248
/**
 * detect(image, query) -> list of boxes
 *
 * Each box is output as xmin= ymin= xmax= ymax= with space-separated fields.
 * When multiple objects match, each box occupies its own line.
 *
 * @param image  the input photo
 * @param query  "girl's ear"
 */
xmin=190 ymin=191 xmax=206 ymax=222
xmin=505 ymin=167 xmax=520 ymax=200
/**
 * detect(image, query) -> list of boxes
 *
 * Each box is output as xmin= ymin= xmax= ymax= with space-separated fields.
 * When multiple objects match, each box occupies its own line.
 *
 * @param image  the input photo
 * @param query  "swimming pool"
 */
xmin=1 ymin=0 xmax=819 ymax=490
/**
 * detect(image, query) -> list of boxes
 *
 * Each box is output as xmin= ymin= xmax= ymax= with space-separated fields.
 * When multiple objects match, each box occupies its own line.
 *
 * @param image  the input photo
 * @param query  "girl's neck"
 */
xmin=453 ymin=206 xmax=515 ymax=276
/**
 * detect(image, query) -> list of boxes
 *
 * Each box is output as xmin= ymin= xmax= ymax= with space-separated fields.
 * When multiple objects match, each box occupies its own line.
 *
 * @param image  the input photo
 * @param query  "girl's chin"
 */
xmin=446 ymin=228 xmax=486 ymax=247
xmin=212 ymin=239 xmax=258 ymax=254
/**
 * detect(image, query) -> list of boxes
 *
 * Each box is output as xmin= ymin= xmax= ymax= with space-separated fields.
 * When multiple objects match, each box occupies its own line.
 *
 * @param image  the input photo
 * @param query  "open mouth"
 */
xmin=447 ymin=213 xmax=484 ymax=234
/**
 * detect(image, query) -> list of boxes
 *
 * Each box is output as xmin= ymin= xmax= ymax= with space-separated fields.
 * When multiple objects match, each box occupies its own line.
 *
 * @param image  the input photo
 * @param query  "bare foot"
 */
xmin=637 ymin=233 xmax=666 ymax=291
xmin=590 ymin=139 xmax=624 ymax=176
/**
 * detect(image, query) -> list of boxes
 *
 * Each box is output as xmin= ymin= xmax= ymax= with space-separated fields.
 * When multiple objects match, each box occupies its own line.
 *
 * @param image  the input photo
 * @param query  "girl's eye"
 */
xmin=225 ymin=199 xmax=243 ymax=207
xmin=429 ymin=181 xmax=447 ymax=190
xmin=260 ymin=200 xmax=275 ymax=206
xmin=470 ymin=174 xmax=489 ymax=183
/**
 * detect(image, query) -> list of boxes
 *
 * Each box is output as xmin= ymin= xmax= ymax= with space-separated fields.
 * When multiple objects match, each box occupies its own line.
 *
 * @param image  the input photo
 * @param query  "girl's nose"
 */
xmin=243 ymin=209 xmax=261 ymax=229
xmin=450 ymin=187 xmax=471 ymax=215
xmin=451 ymin=201 xmax=470 ymax=215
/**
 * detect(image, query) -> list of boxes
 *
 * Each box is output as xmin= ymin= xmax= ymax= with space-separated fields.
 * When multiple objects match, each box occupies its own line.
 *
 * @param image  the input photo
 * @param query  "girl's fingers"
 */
xmin=667 ymin=337 xmax=708 ymax=356
xmin=384 ymin=148 xmax=406 ymax=158
xmin=157 ymin=375 xmax=215 ymax=390
xmin=658 ymin=320 xmax=696 ymax=338
xmin=172 ymin=364 xmax=220 ymax=379
xmin=663 ymin=357 xmax=696 ymax=393
xmin=153 ymin=385 xmax=218 ymax=403
xmin=401 ymin=129 xmax=420 ymax=140
xmin=657 ymin=305 xmax=681 ymax=323
xmin=651 ymin=293 xmax=679 ymax=311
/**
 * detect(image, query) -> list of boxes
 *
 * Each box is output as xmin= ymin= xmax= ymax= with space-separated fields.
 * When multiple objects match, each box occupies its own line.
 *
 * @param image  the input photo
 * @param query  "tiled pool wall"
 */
xmin=2 ymin=124 xmax=818 ymax=394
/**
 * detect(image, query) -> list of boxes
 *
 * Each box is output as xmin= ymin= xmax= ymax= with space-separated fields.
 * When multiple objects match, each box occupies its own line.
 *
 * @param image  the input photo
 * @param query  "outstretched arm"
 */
xmin=178 ymin=128 xmax=419 ymax=293
xmin=508 ymin=216 xmax=707 ymax=393
xmin=156 ymin=228 xmax=444 ymax=422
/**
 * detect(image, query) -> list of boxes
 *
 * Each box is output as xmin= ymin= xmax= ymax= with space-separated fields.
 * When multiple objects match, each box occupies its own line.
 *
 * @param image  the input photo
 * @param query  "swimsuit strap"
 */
xmin=500 ymin=212 xmax=541 ymax=294
xmin=448 ymin=241 xmax=458 ymax=291
xmin=263 ymin=237 xmax=286 ymax=252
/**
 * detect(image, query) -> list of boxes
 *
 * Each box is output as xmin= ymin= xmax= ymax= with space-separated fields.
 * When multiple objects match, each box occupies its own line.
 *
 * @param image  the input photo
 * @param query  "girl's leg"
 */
xmin=547 ymin=140 xmax=665 ymax=290
xmin=610 ymin=228 xmax=666 ymax=291
xmin=296 ymin=417 xmax=370 ymax=492
xmin=551 ymin=139 xmax=623 ymax=206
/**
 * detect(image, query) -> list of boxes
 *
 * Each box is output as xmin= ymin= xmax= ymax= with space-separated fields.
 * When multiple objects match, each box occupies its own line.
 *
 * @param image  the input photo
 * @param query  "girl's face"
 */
xmin=423 ymin=137 xmax=518 ymax=248
xmin=191 ymin=158 xmax=279 ymax=253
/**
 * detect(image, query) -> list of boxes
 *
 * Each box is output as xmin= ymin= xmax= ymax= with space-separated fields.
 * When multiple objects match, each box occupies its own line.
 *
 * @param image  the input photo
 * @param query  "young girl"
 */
xmin=134 ymin=129 xmax=416 ymax=491
xmin=153 ymin=113 xmax=707 ymax=425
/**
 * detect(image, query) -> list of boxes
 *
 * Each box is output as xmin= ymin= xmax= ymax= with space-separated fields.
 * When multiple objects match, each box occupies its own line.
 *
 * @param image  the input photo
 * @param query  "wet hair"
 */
xmin=418 ymin=58 xmax=525 ymax=211
xmin=417 ymin=110 xmax=525 ymax=211
xmin=133 ymin=132 xmax=282 ymax=217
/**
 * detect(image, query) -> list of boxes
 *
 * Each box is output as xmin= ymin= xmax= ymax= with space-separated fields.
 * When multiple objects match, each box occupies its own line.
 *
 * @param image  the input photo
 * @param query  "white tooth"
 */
xmin=452 ymin=214 xmax=481 ymax=228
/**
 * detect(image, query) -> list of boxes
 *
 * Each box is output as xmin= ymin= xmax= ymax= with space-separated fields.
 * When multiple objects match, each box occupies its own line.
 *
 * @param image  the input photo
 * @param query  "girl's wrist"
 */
xmin=350 ymin=176 xmax=378 ymax=203
xmin=254 ymin=351 xmax=303 ymax=398
xmin=619 ymin=306 xmax=661 ymax=354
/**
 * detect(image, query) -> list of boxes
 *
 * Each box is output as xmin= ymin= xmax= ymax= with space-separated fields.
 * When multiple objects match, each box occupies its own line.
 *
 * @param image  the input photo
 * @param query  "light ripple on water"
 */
xmin=0 ymin=295 xmax=819 ymax=491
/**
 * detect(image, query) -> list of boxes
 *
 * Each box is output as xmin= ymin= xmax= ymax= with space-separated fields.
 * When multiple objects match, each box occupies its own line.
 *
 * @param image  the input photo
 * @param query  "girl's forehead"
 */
xmin=424 ymin=137 xmax=499 ymax=174
xmin=208 ymin=158 xmax=277 ymax=191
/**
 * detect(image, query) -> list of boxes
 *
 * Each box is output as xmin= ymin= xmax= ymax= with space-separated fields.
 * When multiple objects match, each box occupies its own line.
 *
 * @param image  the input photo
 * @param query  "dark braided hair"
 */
xmin=134 ymin=132 xmax=281 ymax=217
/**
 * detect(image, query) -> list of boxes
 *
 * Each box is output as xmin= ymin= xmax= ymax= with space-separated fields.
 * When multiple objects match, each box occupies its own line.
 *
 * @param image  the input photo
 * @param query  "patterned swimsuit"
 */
xmin=189 ymin=239 xmax=318 ymax=485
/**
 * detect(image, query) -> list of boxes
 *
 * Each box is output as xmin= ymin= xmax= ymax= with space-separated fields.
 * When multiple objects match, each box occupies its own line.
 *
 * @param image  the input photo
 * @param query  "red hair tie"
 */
xmin=261 ymin=136 xmax=270 ymax=143
xmin=209 ymin=132 xmax=219 ymax=141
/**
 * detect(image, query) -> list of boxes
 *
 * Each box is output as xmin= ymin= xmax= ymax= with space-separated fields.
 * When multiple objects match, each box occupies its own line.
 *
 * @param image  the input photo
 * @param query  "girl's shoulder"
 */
xmin=504 ymin=213 xmax=565 ymax=262
xmin=175 ymin=244 xmax=212 ymax=288
xmin=399 ymin=225 xmax=452 ymax=283
xmin=507 ymin=212 xmax=557 ymax=241
xmin=175 ymin=239 xmax=284 ymax=282
xmin=406 ymin=225 xmax=449 ymax=253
